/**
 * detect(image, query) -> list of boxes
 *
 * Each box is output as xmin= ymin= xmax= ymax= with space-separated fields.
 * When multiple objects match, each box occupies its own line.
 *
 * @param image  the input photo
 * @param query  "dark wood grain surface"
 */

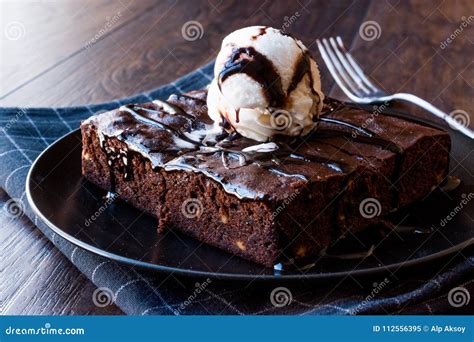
xmin=1 ymin=0 xmax=472 ymax=315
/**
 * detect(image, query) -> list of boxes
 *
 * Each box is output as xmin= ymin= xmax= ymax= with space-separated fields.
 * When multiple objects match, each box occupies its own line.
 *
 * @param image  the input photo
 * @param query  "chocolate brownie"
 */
xmin=81 ymin=90 xmax=450 ymax=267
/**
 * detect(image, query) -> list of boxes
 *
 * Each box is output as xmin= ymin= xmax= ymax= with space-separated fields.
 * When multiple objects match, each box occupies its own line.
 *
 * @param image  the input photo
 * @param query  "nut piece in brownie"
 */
xmin=81 ymin=89 xmax=450 ymax=267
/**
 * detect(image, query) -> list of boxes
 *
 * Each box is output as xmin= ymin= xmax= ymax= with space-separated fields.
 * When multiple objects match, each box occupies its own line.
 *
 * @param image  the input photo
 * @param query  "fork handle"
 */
xmin=384 ymin=93 xmax=474 ymax=139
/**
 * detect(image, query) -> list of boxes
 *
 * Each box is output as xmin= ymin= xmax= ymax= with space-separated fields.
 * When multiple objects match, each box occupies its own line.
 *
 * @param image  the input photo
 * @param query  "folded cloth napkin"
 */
xmin=1 ymin=62 xmax=473 ymax=315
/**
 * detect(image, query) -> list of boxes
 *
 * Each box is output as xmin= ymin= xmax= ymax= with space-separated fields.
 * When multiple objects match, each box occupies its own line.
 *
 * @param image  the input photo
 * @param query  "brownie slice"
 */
xmin=81 ymin=90 xmax=450 ymax=266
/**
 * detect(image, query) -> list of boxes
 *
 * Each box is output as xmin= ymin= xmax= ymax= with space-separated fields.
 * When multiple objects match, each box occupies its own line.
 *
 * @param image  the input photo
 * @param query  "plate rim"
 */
xmin=26 ymin=128 xmax=474 ymax=281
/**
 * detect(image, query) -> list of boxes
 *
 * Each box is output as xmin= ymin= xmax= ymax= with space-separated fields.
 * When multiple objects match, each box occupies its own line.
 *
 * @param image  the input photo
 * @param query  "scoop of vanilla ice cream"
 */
xmin=207 ymin=26 xmax=324 ymax=142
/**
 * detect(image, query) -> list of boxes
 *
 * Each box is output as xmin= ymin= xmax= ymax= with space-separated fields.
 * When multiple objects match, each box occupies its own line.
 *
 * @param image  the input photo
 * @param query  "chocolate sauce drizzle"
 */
xmin=124 ymin=105 xmax=201 ymax=146
xmin=218 ymin=47 xmax=285 ymax=111
xmin=287 ymin=51 xmax=317 ymax=101
xmin=95 ymin=91 xmax=444 ymax=208
xmin=250 ymin=26 xmax=268 ymax=40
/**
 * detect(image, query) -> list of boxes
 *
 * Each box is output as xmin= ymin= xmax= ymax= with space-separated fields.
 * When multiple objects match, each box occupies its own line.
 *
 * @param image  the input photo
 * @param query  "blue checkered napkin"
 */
xmin=1 ymin=61 xmax=472 ymax=315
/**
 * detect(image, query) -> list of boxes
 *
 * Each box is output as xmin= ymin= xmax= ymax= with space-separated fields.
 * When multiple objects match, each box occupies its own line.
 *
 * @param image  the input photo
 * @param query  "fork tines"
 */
xmin=316 ymin=37 xmax=383 ymax=101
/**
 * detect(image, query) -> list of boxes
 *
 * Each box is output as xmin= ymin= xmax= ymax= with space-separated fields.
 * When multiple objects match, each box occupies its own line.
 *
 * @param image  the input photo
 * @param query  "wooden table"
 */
xmin=1 ymin=0 xmax=472 ymax=315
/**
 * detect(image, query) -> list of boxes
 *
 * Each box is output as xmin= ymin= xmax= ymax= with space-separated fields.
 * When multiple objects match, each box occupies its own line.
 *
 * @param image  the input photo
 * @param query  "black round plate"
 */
xmin=27 ymin=127 xmax=474 ymax=281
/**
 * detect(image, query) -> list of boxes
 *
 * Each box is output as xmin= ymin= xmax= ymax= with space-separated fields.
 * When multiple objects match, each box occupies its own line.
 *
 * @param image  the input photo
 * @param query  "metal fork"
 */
xmin=317 ymin=37 xmax=474 ymax=139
